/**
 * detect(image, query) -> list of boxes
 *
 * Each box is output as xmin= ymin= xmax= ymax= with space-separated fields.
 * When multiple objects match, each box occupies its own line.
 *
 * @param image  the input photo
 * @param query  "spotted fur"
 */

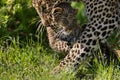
xmin=52 ymin=0 xmax=120 ymax=73
xmin=32 ymin=0 xmax=81 ymax=53
xmin=32 ymin=0 xmax=119 ymax=74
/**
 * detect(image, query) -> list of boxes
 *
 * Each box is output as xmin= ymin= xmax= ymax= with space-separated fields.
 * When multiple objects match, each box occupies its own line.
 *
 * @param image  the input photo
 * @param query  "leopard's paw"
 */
xmin=50 ymin=66 xmax=62 ymax=74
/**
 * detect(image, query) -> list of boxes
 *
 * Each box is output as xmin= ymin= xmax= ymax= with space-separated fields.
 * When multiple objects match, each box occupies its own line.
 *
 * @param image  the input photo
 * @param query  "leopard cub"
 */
xmin=32 ymin=0 xmax=82 ymax=53
xmin=50 ymin=2 xmax=82 ymax=44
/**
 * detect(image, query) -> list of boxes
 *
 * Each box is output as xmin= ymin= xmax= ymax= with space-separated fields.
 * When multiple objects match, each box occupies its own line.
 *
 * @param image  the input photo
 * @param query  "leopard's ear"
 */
xmin=52 ymin=7 xmax=63 ymax=14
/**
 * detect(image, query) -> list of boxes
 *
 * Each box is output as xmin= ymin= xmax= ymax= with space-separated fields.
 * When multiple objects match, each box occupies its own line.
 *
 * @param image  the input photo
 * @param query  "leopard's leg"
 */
xmin=32 ymin=0 xmax=51 ymax=27
xmin=114 ymin=0 xmax=120 ymax=57
xmin=32 ymin=0 xmax=42 ymax=17
xmin=52 ymin=19 xmax=119 ymax=74
xmin=51 ymin=40 xmax=92 ymax=73
xmin=46 ymin=27 xmax=72 ymax=53
xmin=100 ymin=42 xmax=119 ymax=63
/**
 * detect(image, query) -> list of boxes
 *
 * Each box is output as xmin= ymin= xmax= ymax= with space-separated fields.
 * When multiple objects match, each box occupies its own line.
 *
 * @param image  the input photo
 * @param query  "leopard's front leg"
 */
xmin=32 ymin=0 xmax=42 ymax=17
xmin=46 ymin=27 xmax=72 ymax=53
xmin=51 ymin=41 xmax=92 ymax=74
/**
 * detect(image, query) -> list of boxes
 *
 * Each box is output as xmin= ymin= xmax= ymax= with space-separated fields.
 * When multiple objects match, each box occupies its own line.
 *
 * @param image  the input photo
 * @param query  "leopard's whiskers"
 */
xmin=56 ymin=29 xmax=64 ymax=39
xmin=36 ymin=20 xmax=45 ymax=33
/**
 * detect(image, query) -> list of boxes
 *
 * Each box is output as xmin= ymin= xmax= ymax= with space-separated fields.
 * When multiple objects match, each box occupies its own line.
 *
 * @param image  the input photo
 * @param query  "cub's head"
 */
xmin=50 ymin=2 xmax=78 ymax=35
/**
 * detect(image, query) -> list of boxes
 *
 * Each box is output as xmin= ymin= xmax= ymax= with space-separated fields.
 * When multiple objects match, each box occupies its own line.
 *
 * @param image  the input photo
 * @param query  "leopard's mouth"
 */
xmin=61 ymin=26 xmax=73 ymax=35
xmin=62 ymin=29 xmax=72 ymax=35
xmin=56 ymin=28 xmax=72 ymax=40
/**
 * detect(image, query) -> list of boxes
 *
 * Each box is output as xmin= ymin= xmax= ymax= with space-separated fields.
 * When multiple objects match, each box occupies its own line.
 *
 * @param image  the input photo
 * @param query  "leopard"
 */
xmin=51 ymin=0 xmax=120 ymax=73
xmin=32 ymin=0 xmax=82 ymax=53
xmin=50 ymin=1 xmax=119 ymax=58
xmin=50 ymin=3 xmax=82 ymax=43
xmin=32 ymin=0 xmax=105 ymax=53
xmin=32 ymin=0 xmax=120 ymax=74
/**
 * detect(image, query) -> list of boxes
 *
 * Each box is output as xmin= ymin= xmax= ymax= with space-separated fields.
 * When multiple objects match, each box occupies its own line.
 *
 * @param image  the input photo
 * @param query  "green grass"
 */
xmin=0 ymin=34 xmax=120 ymax=80
xmin=0 ymin=37 xmax=76 ymax=80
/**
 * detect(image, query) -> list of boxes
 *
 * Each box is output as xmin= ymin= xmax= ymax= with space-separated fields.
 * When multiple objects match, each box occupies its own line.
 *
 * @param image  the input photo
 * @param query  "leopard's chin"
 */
xmin=62 ymin=30 xmax=72 ymax=36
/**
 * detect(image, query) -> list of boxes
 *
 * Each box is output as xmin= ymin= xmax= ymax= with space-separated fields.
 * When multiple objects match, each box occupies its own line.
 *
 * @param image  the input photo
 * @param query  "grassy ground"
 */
xmin=0 ymin=32 xmax=120 ymax=80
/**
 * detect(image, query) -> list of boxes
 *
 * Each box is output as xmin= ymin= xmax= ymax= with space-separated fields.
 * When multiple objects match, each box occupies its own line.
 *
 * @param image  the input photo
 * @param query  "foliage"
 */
xmin=0 ymin=38 xmax=120 ymax=80
xmin=0 ymin=0 xmax=39 ymax=38
xmin=72 ymin=2 xmax=88 ymax=25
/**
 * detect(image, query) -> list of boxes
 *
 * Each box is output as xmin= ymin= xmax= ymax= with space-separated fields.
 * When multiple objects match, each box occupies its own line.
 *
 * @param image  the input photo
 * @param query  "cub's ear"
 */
xmin=51 ymin=7 xmax=63 ymax=14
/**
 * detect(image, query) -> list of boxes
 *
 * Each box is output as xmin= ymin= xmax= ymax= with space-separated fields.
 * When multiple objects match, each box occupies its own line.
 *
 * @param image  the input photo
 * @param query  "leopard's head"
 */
xmin=50 ymin=2 xmax=78 ymax=35
xmin=33 ymin=0 xmax=80 ymax=38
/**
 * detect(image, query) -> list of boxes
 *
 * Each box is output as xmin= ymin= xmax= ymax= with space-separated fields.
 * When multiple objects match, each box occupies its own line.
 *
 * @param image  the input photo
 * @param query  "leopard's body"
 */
xmin=52 ymin=0 xmax=120 ymax=73
xmin=33 ymin=0 xmax=120 ymax=73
